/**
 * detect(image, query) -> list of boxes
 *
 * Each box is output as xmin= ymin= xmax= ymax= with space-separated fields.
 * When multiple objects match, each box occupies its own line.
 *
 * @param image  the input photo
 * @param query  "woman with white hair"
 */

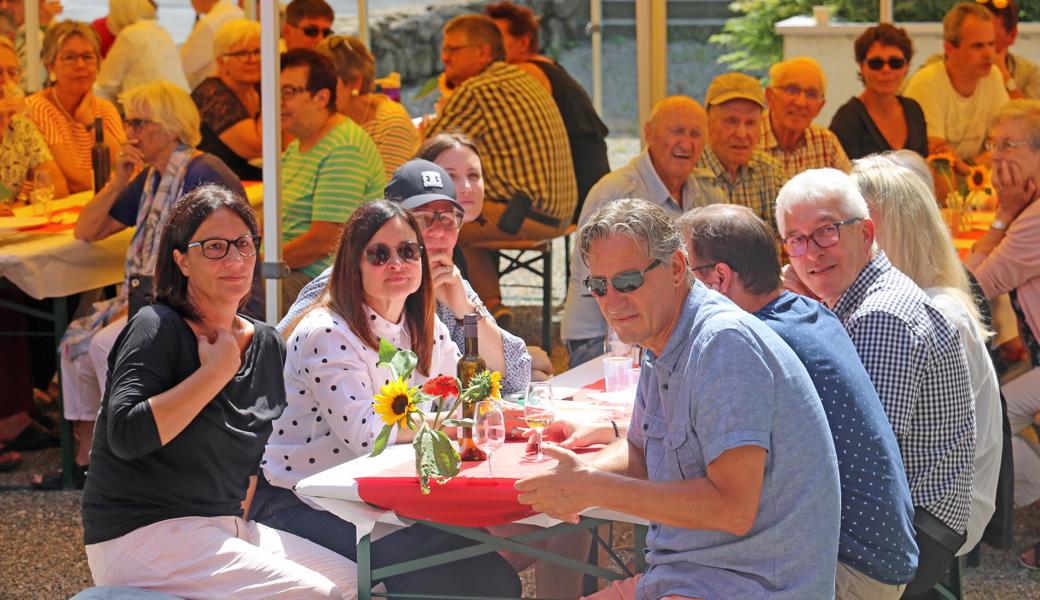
xmin=93 ymin=0 xmax=189 ymax=104
xmin=191 ymin=18 xmax=262 ymax=181
xmin=32 ymin=81 xmax=244 ymax=490
xmin=852 ymin=155 xmax=1003 ymax=559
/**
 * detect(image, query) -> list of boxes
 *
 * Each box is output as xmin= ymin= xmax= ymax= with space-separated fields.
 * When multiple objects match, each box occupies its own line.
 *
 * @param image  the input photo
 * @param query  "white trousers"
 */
xmin=85 ymin=515 xmax=358 ymax=600
xmin=1002 ymin=366 xmax=1040 ymax=506
xmin=61 ymin=315 xmax=126 ymax=421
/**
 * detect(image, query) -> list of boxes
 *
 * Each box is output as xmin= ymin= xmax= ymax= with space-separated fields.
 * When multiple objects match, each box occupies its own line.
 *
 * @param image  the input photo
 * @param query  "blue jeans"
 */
xmin=250 ymin=478 xmax=521 ymax=597
xmin=566 ymin=336 xmax=605 ymax=369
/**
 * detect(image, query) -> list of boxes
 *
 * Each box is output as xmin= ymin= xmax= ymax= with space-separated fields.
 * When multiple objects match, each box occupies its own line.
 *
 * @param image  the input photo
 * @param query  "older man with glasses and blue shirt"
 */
xmin=516 ymin=197 xmax=841 ymax=600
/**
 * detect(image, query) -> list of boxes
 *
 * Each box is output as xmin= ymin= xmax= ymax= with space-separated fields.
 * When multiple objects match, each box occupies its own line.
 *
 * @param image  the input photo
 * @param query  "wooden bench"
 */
xmin=470 ymin=225 xmax=576 ymax=352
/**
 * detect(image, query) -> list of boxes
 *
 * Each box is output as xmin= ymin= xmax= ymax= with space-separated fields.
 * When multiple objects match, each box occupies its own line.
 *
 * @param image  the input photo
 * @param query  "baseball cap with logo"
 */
xmin=385 ymin=159 xmax=464 ymax=212
xmin=704 ymin=73 xmax=767 ymax=109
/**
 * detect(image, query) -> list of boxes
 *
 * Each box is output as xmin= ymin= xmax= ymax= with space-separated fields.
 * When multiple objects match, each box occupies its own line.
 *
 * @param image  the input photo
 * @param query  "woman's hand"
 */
xmin=992 ymin=158 xmax=1038 ymax=223
xmin=73 ymin=94 xmax=95 ymax=127
xmin=197 ymin=329 xmax=241 ymax=378
xmin=114 ymin=143 xmax=144 ymax=187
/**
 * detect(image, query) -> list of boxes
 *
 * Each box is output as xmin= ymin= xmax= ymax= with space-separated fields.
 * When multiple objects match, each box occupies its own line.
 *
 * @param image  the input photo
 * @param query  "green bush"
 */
xmin=712 ymin=0 xmax=1040 ymax=71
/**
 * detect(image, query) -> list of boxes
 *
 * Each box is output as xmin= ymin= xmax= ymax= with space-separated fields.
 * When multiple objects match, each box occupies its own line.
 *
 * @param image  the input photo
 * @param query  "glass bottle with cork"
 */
xmin=457 ymin=313 xmax=487 ymax=461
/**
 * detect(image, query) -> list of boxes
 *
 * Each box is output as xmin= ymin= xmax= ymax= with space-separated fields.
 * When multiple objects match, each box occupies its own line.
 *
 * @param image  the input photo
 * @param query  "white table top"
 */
xmin=296 ymin=357 xmax=646 ymax=541
xmin=0 ymin=184 xmax=265 ymax=301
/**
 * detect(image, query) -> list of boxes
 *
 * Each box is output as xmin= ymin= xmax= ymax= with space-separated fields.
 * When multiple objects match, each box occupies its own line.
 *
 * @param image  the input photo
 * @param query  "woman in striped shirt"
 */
xmin=316 ymin=35 xmax=419 ymax=180
xmin=26 ymin=21 xmax=124 ymax=194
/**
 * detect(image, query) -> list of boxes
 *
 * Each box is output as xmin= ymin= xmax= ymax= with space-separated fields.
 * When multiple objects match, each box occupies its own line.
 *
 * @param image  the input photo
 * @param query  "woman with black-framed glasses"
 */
xmin=829 ymin=23 xmax=928 ymax=160
xmin=81 ymin=185 xmax=358 ymax=598
xmin=253 ymin=199 xmax=522 ymax=597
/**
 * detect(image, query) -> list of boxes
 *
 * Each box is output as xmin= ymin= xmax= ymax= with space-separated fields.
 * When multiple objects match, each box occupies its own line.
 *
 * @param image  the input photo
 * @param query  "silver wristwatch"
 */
xmin=991 ymin=218 xmax=1008 ymax=231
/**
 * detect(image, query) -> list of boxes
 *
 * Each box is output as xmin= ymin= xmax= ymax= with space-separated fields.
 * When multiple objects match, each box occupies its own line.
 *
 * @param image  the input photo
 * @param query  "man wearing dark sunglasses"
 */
xmin=679 ymin=204 xmax=917 ymax=599
xmin=904 ymin=2 xmax=1009 ymax=167
xmin=282 ymin=0 xmax=335 ymax=51
xmin=760 ymin=57 xmax=851 ymax=180
xmin=278 ymin=159 xmax=534 ymax=397
xmin=516 ymin=197 xmax=842 ymax=600
xmin=777 ymin=169 xmax=975 ymax=598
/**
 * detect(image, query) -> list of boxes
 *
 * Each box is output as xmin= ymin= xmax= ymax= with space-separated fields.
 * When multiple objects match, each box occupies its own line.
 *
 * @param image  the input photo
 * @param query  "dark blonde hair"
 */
xmin=316 ymin=35 xmax=375 ymax=93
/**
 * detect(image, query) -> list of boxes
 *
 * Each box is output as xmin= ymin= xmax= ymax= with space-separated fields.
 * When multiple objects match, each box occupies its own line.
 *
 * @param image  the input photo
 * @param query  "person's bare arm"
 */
xmin=39 ymin=160 xmax=68 ymax=198
xmin=282 ymin=221 xmax=342 ymax=270
xmin=218 ymin=118 xmax=263 ymax=160
xmin=242 ymin=475 xmax=257 ymax=520
xmin=972 ymin=159 xmax=1037 ymax=256
xmin=74 ymin=144 xmax=140 ymax=240
xmin=516 ymin=444 xmax=766 ymax=533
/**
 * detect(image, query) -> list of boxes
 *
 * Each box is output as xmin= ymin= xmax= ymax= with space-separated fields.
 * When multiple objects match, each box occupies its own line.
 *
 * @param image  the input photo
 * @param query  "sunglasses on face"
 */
xmin=411 ymin=209 xmax=464 ymax=231
xmin=365 ymin=241 xmax=423 ymax=266
xmin=294 ymin=24 xmax=334 ymax=38
xmin=186 ymin=235 xmax=261 ymax=260
xmin=584 ymin=259 xmax=662 ymax=297
xmin=865 ymin=57 xmax=907 ymax=70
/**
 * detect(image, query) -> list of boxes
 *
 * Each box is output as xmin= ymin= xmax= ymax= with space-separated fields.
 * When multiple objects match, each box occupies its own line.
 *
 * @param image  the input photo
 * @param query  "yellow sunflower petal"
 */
xmin=489 ymin=371 xmax=502 ymax=399
xmin=373 ymin=377 xmax=417 ymax=428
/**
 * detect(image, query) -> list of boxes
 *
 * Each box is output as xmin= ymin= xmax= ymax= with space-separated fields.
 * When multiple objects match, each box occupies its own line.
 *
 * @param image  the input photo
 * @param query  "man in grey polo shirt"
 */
xmin=517 ymin=198 xmax=840 ymax=600
xmin=561 ymin=95 xmax=720 ymax=368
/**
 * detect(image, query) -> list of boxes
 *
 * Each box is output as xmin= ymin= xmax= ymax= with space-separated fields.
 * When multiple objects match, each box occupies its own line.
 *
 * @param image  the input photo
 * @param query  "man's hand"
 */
xmin=993 ymin=158 xmax=1038 ymax=222
xmin=527 ymin=417 xmax=616 ymax=449
xmin=515 ymin=444 xmax=593 ymax=523
xmin=429 ymin=249 xmax=472 ymax=316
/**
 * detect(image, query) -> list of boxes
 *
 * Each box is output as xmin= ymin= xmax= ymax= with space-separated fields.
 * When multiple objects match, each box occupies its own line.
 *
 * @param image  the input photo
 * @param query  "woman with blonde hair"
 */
xmin=37 ymin=81 xmax=244 ymax=490
xmin=94 ymin=0 xmax=189 ymax=104
xmin=852 ymin=154 xmax=1002 ymax=557
xmin=192 ymin=18 xmax=262 ymax=181
xmin=316 ymin=34 xmax=418 ymax=179
xmin=26 ymin=21 xmax=124 ymax=193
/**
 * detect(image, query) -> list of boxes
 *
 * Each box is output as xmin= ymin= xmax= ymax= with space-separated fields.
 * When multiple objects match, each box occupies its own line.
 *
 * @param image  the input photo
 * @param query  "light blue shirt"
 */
xmin=629 ymin=283 xmax=840 ymax=600
xmin=560 ymin=151 xmax=720 ymax=342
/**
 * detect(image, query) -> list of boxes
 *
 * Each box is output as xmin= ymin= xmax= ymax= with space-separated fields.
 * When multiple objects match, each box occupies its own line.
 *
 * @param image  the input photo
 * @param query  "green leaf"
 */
xmin=377 ymin=338 xmax=397 ymax=366
xmin=413 ymin=425 xmax=437 ymax=494
xmin=441 ymin=418 xmax=473 ymax=428
xmin=431 ymin=429 xmax=461 ymax=480
xmin=390 ymin=351 xmax=418 ymax=382
xmin=413 ymin=76 xmax=439 ymax=99
xmin=369 ymin=424 xmax=394 ymax=457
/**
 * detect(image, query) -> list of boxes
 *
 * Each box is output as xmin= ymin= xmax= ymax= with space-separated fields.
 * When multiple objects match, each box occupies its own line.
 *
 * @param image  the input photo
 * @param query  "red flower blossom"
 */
xmin=422 ymin=375 xmax=459 ymax=399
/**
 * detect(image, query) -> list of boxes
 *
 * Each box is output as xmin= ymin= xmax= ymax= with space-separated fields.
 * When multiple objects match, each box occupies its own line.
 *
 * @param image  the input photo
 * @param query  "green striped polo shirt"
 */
xmin=281 ymin=119 xmax=386 ymax=277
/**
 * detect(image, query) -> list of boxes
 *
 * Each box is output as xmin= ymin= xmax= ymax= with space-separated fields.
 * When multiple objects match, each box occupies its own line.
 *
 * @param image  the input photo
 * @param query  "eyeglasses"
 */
xmin=365 ymin=241 xmax=423 ymax=266
xmin=865 ymin=57 xmax=907 ymax=70
xmin=773 ymin=84 xmax=823 ymax=102
xmin=0 ymin=66 xmax=19 ymax=79
xmin=781 ymin=218 xmax=861 ymax=257
xmin=986 ymin=138 xmax=1035 ymax=152
xmin=584 ymin=259 xmax=662 ymax=297
xmin=690 ymin=261 xmax=719 ymax=273
xmin=292 ymin=23 xmax=334 ymax=38
xmin=443 ymin=43 xmax=479 ymax=55
xmin=224 ymin=48 xmax=261 ymax=62
xmin=411 ymin=209 xmax=464 ymax=231
xmin=123 ymin=118 xmax=155 ymax=130
xmin=281 ymin=85 xmax=309 ymax=101
xmin=57 ymin=52 xmax=98 ymax=66
xmin=186 ymin=235 xmax=261 ymax=260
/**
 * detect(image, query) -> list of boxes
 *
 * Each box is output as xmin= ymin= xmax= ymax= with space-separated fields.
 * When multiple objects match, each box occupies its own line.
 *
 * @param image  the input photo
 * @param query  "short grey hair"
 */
xmin=768 ymin=57 xmax=827 ymax=94
xmin=42 ymin=21 xmax=100 ymax=67
xmin=991 ymin=98 xmax=1040 ymax=149
xmin=120 ymin=81 xmax=202 ymax=148
xmin=578 ymin=198 xmax=689 ymax=274
xmin=214 ymin=18 xmax=261 ymax=59
xmin=774 ymin=168 xmax=870 ymax=234
xmin=944 ymin=2 xmax=992 ymax=46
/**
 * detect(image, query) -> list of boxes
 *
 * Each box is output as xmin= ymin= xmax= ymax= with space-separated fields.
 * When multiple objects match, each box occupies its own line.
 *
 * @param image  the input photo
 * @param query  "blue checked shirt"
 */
xmin=831 ymin=252 xmax=976 ymax=533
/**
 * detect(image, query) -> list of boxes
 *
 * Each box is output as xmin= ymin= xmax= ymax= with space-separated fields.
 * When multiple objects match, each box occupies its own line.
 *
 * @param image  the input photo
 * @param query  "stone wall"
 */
xmin=341 ymin=0 xmax=592 ymax=84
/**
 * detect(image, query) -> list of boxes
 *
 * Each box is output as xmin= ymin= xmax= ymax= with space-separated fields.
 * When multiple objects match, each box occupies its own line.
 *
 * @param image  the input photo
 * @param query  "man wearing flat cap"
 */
xmin=698 ymin=72 xmax=786 ymax=226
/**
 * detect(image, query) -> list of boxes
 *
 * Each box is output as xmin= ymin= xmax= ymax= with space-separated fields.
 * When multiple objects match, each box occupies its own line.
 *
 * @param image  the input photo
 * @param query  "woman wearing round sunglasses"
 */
xmin=81 ymin=186 xmax=357 ymax=597
xmin=829 ymin=24 xmax=928 ymax=160
xmin=253 ymin=199 xmax=521 ymax=597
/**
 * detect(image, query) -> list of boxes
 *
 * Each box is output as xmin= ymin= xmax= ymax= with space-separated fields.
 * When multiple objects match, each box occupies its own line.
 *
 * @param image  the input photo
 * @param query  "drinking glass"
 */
xmin=524 ymin=382 xmax=556 ymax=462
xmin=31 ymin=170 xmax=54 ymax=218
xmin=474 ymin=400 xmax=505 ymax=476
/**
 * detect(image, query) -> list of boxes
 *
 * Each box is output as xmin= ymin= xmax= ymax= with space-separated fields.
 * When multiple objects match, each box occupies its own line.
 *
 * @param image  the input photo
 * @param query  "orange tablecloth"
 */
xmin=953 ymin=211 xmax=995 ymax=260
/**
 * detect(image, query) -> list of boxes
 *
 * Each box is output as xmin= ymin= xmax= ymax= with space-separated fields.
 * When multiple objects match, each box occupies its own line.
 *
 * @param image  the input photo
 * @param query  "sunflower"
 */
xmin=968 ymin=165 xmax=989 ymax=192
xmin=489 ymin=371 xmax=502 ymax=399
xmin=373 ymin=377 xmax=418 ymax=428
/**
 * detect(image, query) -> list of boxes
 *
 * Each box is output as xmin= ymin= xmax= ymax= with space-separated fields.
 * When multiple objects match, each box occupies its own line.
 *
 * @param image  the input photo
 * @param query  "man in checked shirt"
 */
xmin=776 ymin=168 xmax=976 ymax=598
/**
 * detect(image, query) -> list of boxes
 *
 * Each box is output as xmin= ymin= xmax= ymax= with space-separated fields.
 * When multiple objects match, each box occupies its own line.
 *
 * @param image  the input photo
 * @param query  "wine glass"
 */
xmin=32 ymin=169 xmax=54 ymax=219
xmin=474 ymin=400 xmax=505 ymax=476
xmin=524 ymin=382 xmax=556 ymax=462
